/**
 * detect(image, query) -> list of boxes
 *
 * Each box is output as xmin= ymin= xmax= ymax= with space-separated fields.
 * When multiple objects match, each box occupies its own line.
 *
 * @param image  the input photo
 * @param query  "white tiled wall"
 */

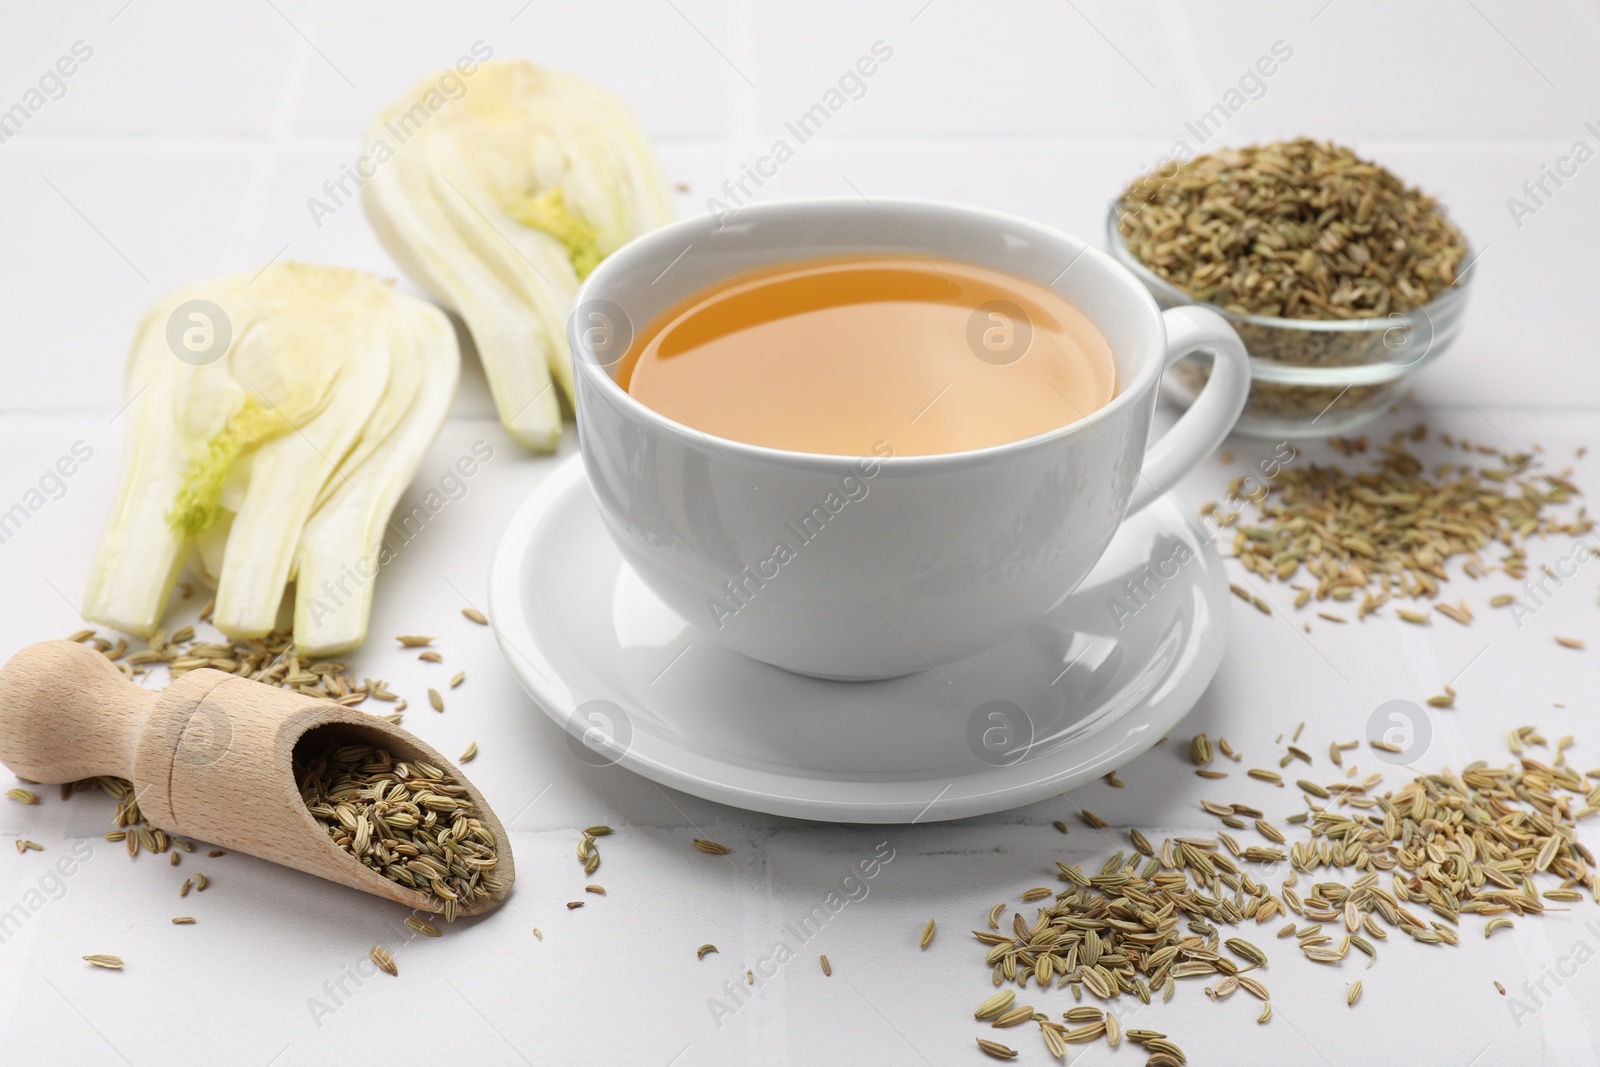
xmin=3 ymin=0 xmax=1599 ymax=417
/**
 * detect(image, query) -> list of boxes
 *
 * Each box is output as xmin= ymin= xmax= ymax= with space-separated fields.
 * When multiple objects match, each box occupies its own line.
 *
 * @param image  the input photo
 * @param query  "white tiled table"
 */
xmin=3 ymin=2 xmax=1600 ymax=1064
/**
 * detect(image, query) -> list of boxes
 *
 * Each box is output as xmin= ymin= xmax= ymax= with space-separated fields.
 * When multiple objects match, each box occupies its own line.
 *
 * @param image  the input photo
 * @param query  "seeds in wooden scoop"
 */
xmin=295 ymin=737 xmax=503 ymax=921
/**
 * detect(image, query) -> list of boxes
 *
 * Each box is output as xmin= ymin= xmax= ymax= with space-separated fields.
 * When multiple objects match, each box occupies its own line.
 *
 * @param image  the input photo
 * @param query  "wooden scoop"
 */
xmin=0 ymin=640 xmax=514 ymax=916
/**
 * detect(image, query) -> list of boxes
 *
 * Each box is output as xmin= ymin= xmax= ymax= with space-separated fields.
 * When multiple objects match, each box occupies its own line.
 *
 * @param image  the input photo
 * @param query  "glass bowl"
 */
xmin=1104 ymin=204 xmax=1473 ymax=440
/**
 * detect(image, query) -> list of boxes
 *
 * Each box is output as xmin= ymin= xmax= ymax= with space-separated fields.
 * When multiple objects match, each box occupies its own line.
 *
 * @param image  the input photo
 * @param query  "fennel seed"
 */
xmin=693 ymin=838 xmax=732 ymax=855
xmin=975 ymin=990 xmax=1015 ymax=1020
xmin=83 ymin=954 xmax=124 ymax=970
xmin=462 ymin=607 xmax=488 ymax=625
xmin=976 ymin=1038 xmax=1017 ymax=1060
xmin=370 ymin=945 xmax=398 ymax=976
xmin=991 ymin=1005 xmax=1036 ymax=1028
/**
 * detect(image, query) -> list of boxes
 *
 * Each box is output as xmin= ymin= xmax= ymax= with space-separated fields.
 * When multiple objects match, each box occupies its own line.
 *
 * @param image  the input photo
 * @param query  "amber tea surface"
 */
xmin=618 ymin=255 xmax=1116 ymax=456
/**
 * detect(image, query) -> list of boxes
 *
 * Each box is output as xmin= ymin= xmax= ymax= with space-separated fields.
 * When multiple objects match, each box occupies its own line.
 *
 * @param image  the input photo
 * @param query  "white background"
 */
xmin=2 ymin=1 xmax=1600 ymax=1064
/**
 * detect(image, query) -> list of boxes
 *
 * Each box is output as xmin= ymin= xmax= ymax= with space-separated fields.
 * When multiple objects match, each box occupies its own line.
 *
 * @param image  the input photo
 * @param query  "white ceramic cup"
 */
xmin=570 ymin=198 xmax=1249 ymax=680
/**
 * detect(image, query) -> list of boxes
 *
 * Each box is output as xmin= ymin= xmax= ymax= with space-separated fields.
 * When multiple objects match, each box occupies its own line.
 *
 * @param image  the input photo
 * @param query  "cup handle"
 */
xmin=1125 ymin=306 xmax=1252 ymax=515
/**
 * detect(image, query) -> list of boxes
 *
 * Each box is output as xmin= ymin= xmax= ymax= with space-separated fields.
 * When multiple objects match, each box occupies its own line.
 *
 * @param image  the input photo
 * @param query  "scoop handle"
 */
xmin=0 ymin=640 xmax=156 ymax=784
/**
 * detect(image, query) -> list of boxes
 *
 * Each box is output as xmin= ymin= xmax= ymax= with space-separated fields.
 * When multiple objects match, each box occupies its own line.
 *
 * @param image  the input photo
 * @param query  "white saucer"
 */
xmin=487 ymin=455 xmax=1229 ymax=823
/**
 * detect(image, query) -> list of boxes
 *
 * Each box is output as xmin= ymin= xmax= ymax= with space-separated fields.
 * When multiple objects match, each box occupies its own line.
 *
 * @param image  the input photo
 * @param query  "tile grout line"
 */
xmin=4 ymin=131 xmax=1598 ymax=153
xmin=211 ymin=0 xmax=323 ymax=274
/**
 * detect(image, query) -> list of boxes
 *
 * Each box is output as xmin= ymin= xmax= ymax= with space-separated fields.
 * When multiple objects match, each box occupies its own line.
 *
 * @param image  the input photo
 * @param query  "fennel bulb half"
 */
xmin=84 ymin=263 xmax=460 ymax=656
xmin=363 ymin=59 xmax=673 ymax=451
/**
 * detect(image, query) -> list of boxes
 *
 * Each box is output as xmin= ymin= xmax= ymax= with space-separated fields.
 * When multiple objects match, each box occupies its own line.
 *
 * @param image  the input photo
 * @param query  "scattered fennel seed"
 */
xmin=406 ymin=917 xmax=440 ymax=937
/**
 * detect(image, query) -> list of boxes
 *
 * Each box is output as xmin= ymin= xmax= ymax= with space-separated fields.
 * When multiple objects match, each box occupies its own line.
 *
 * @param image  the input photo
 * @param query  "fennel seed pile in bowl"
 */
xmin=1110 ymin=139 xmax=1472 ymax=438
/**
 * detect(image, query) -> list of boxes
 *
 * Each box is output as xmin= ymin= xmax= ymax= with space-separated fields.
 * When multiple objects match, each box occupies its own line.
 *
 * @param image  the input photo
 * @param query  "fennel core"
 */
xmin=501 ymin=187 xmax=604 ymax=280
xmin=166 ymin=397 xmax=293 ymax=538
